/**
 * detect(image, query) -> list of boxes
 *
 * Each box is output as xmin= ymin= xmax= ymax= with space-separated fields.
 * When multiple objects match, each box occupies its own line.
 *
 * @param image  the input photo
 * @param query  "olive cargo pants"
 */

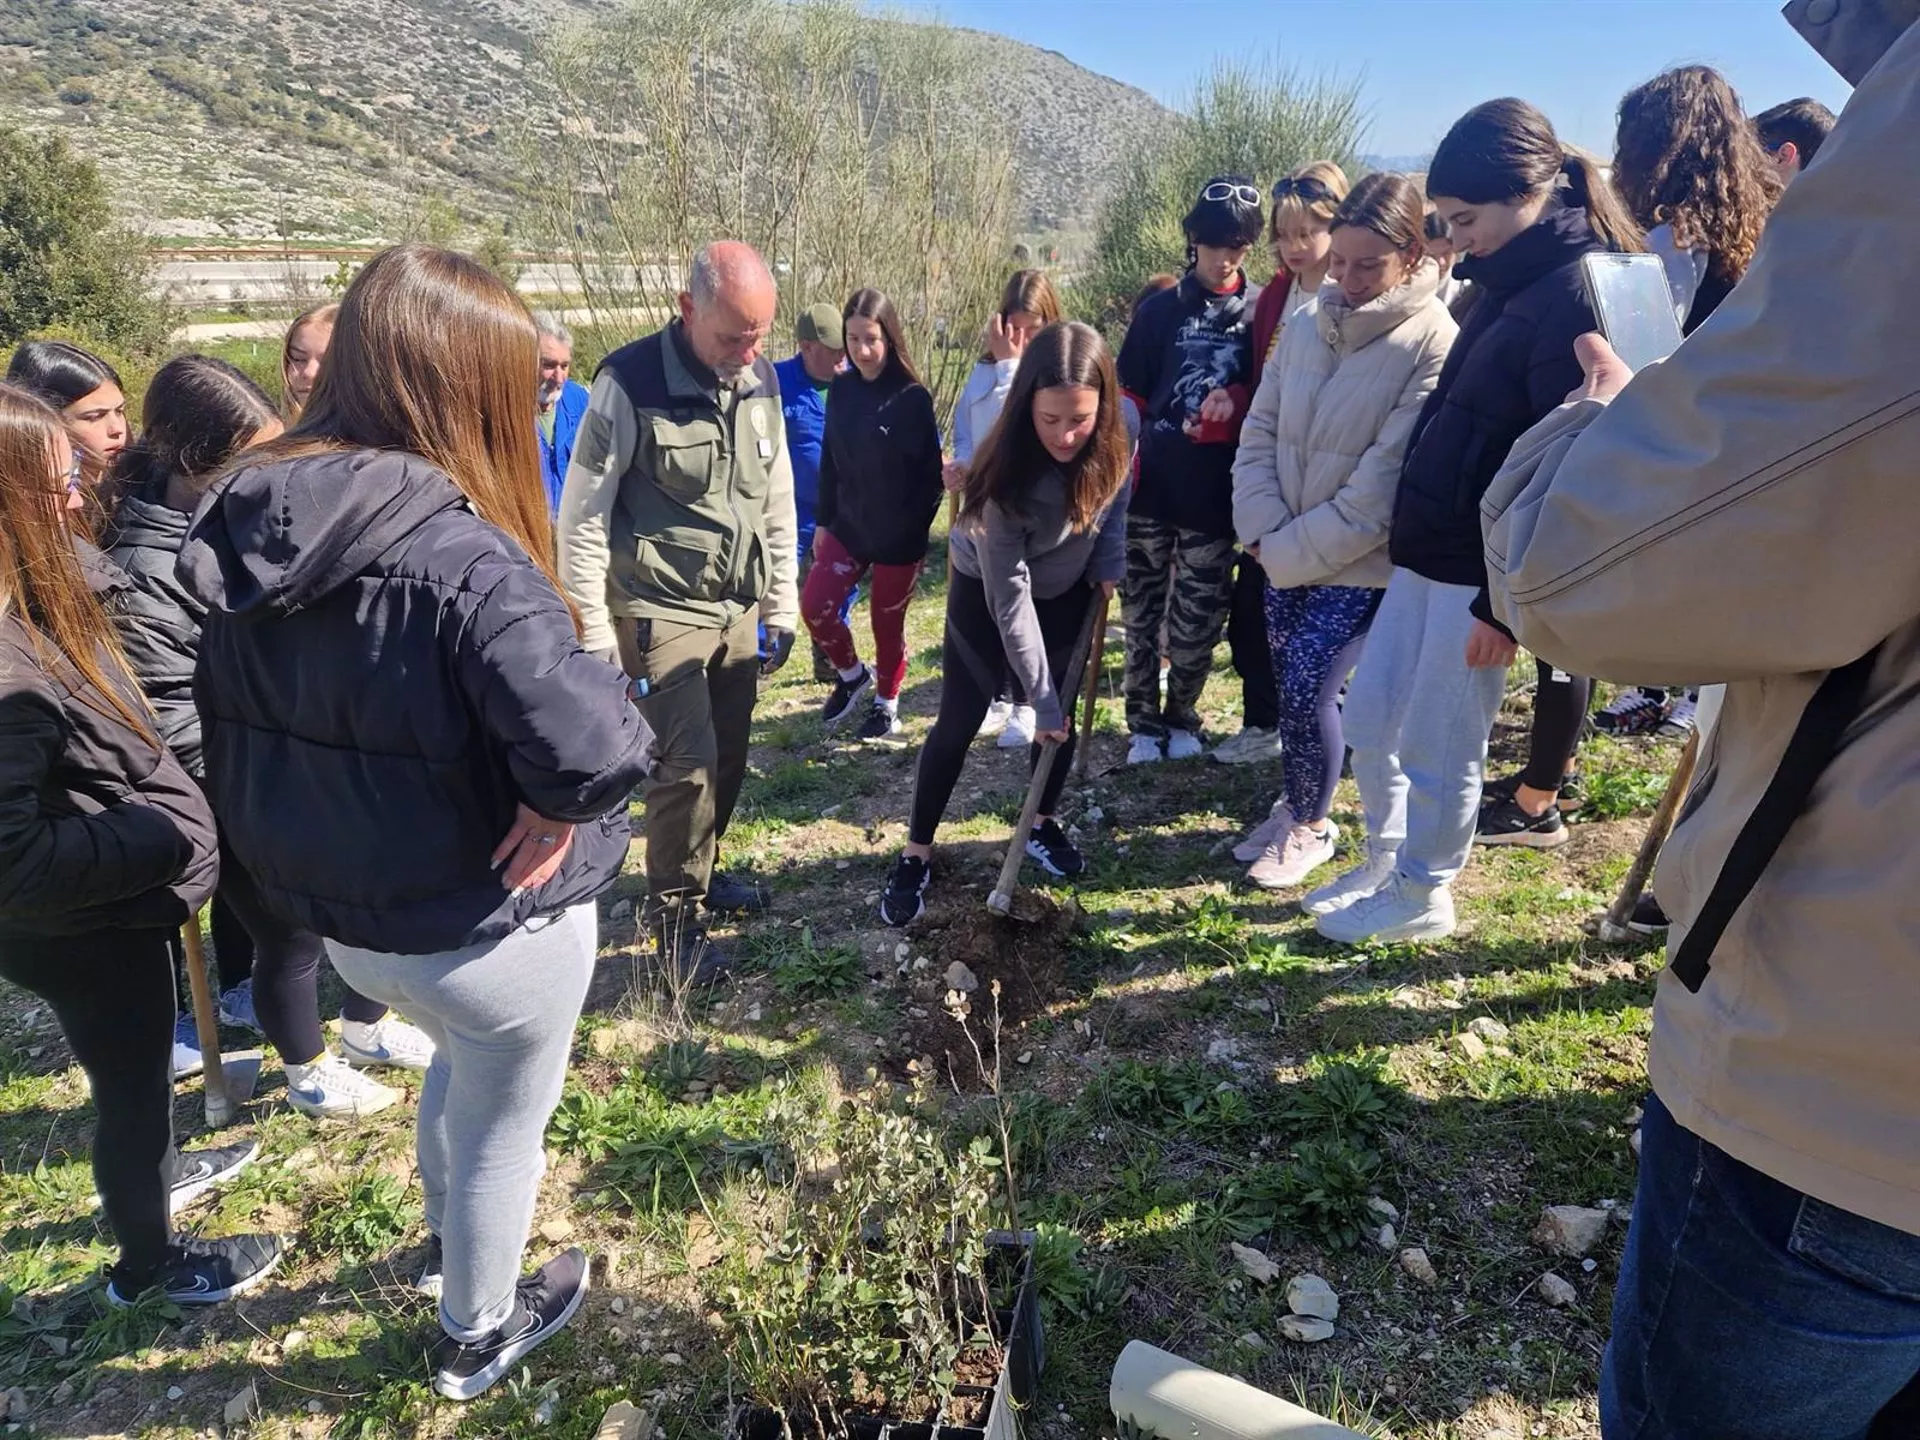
xmin=615 ymin=611 xmax=759 ymax=912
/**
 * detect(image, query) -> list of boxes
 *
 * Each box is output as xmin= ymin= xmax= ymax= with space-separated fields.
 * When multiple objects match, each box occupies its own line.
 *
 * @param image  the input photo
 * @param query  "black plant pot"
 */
xmin=730 ymin=1231 xmax=1044 ymax=1440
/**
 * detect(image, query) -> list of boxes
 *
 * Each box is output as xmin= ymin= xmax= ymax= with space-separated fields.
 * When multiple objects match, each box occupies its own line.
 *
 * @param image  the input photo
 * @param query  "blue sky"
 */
xmin=924 ymin=0 xmax=1852 ymax=157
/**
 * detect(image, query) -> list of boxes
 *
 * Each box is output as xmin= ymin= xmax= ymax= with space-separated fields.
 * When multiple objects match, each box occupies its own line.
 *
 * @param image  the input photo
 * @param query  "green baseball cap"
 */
xmin=796 ymin=303 xmax=844 ymax=350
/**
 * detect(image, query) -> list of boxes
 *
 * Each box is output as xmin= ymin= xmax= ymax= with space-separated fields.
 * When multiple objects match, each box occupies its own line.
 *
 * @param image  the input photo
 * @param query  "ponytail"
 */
xmin=1561 ymin=151 xmax=1644 ymax=253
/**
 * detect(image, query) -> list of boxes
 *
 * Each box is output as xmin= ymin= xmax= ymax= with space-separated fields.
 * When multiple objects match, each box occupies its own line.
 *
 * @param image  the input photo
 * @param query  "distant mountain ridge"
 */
xmin=0 ymin=0 xmax=1176 ymax=244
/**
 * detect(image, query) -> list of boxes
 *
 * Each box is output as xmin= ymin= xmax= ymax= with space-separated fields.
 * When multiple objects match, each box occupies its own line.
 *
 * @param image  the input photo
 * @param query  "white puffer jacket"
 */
xmin=1231 ymin=261 xmax=1457 ymax=590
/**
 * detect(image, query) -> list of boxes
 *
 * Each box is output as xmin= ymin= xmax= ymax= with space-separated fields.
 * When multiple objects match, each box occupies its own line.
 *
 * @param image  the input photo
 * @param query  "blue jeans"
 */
xmin=1602 ymin=1092 xmax=1920 ymax=1439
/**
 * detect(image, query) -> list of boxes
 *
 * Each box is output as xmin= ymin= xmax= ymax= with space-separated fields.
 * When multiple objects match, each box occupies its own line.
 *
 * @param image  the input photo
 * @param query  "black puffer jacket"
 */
xmin=101 ymin=481 xmax=206 ymax=775
xmin=814 ymin=366 xmax=944 ymax=565
xmin=0 ymin=544 xmax=219 ymax=938
xmin=179 ymin=449 xmax=655 ymax=955
xmin=1390 ymin=205 xmax=1605 ymax=595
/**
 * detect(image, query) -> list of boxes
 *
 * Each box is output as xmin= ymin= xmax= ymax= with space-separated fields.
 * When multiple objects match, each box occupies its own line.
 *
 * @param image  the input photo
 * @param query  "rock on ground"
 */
xmin=1229 ymin=1241 xmax=1280 ymax=1285
xmin=1399 ymin=1247 xmax=1438 ymax=1286
xmin=1532 ymin=1204 xmax=1612 ymax=1258
xmin=1466 ymin=1015 xmax=1510 ymax=1042
xmin=1539 ymin=1271 xmax=1580 ymax=1308
xmin=1278 ymin=1313 xmax=1337 ymax=1343
xmin=1286 ymin=1273 xmax=1340 ymax=1322
xmin=224 ymin=1383 xmax=260 ymax=1426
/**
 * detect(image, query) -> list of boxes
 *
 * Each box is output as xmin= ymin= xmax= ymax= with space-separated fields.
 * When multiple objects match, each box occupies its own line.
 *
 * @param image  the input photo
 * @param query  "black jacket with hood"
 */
xmin=179 ymin=449 xmax=655 ymax=955
xmin=1390 ymin=204 xmax=1605 ymax=598
xmin=101 ymin=480 xmax=208 ymax=776
xmin=0 ymin=541 xmax=219 ymax=939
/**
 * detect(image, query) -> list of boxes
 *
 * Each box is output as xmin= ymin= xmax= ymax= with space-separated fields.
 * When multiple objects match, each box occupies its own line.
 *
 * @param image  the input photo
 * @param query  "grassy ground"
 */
xmin=0 ymin=556 xmax=1683 ymax=1439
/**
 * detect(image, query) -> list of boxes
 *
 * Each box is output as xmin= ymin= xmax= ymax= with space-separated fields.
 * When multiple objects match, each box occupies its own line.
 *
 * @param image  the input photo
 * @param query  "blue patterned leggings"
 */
xmin=1264 ymin=583 xmax=1382 ymax=824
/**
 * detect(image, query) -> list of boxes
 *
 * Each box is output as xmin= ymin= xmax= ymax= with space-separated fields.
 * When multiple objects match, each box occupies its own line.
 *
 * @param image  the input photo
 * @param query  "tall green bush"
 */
xmin=0 ymin=123 xmax=173 ymax=353
xmin=1077 ymin=58 xmax=1367 ymax=331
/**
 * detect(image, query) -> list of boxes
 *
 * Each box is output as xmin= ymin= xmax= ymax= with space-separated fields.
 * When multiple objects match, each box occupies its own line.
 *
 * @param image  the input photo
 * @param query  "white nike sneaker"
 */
xmin=1165 ymin=729 xmax=1204 ymax=761
xmin=1315 ymin=873 xmax=1456 ymax=946
xmin=1303 ymin=847 xmax=1399 ymax=917
xmin=286 ymin=1053 xmax=401 ymax=1119
xmin=996 ymin=704 xmax=1037 ymax=749
xmin=340 ymin=1015 xmax=436 ymax=1072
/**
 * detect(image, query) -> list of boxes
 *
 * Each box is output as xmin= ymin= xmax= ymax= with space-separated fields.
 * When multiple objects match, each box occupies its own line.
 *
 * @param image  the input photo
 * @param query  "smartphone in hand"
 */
xmin=1582 ymin=253 xmax=1686 ymax=373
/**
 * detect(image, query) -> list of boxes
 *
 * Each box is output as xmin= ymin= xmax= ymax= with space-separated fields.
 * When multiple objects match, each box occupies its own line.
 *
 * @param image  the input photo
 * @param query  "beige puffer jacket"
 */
xmin=1231 ymin=262 xmax=1457 ymax=591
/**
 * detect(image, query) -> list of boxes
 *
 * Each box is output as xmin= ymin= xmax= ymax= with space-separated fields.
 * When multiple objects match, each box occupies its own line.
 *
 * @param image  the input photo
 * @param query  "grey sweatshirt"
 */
xmin=948 ymin=469 xmax=1130 ymax=730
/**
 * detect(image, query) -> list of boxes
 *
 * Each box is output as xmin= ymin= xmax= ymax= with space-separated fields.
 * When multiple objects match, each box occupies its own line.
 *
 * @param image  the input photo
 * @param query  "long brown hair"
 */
xmin=1613 ymin=66 xmax=1782 ymax=284
xmin=1331 ymin=172 xmax=1427 ymax=252
xmin=978 ymin=269 xmax=1062 ymax=364
xmin=240 ymin=246 xmax=570 ymax=626
xmin=961 ymin=321 xmax=1127 ymax=534
xmin=0 ymin=382 xmax=153 ymax=738
xmin=1427 ymin=98 xmax=1644 ymax=254
xmin=281 ymin=302 xmax=339 ymax=419
xmin=843 ymin=288 xmax=921 ymax=387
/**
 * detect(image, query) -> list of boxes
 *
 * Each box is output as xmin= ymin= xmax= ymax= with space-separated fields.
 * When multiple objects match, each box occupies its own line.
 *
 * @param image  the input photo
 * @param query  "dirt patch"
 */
xmin=887 ymin=893 xmax=1079 ymax=1090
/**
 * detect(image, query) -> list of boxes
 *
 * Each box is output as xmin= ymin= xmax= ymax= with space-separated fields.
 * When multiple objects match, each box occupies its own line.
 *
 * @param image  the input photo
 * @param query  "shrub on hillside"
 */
xmin=0 ymin=123 xmax=173 ymax=353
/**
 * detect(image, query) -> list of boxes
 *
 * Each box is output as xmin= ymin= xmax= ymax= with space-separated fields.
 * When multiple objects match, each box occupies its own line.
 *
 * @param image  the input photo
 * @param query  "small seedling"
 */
xmin=306 ymin=1172 xmax=419 ymax=1264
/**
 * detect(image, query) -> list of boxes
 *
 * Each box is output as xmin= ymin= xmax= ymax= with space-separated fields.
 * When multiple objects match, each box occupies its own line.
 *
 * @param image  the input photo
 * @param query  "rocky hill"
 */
xmin=0 ymin=0 xmax=1172 ymax=244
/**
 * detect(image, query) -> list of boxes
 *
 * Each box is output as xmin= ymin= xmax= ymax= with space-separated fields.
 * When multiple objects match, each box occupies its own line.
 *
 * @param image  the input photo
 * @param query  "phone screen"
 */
xmin=1582 ymin=253 xmax=1685 ymax=373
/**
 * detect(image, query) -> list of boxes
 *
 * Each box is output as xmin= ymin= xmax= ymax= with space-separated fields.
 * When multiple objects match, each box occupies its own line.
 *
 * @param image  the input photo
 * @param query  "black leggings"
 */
xmin=909 ymin=573 xmax=1092 ymax=846
xmin=0 ymin=927 xmax=177 ymax=1285
xmin=1227 ymin=553 xmax=1280 ymax=731
xmin=1520 ymin=658 xmax=1593 ymax=792
xmin=216 ymin=850 xmax=384 ymax=1066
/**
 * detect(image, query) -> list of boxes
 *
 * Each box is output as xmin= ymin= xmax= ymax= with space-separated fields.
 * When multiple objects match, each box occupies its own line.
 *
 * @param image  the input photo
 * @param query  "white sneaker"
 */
xmin=1126 ymin=734 xmax=1163 ymax=766
xmin=1232 ymin=804 xmax=1289 ymax=863
xmin=1166 ymin=729 xmax=1204 ymax=760
xmin=286 ymin=1053 xmax=402 ymax=1118
xmin=1303 ymin=847 xmax=1400 ymax=917
xmin=1211 ymin=727 xmax=1282 ymax=765
xmin=1315 ymin=873 xmax=1455 ymax=945
xmin=997 ymin=704 xmax=1037 ymax=749
xmin=977 ymin=699 xmax=1013 ymax=738
xmin=171 ymin=1014 xmax=204 ymax=1082
xmin=341 ymin=1015 xmax=436 ymax=1072
xmin=1249 ymin=821 xmax=1339 ymax=890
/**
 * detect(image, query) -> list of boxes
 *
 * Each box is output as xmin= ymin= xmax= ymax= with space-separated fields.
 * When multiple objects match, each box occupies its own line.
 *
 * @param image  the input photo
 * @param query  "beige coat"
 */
xmin=1232 ymin=263 xmax=1456 ymax=591
xmin=1482 ymin=24 xmax=1920 ymax=1235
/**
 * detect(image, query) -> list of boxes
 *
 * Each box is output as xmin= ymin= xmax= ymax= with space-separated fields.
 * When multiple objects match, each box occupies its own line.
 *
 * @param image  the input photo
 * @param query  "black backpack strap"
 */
xmin=1669 ymin=645 xmax=1883 ymax=993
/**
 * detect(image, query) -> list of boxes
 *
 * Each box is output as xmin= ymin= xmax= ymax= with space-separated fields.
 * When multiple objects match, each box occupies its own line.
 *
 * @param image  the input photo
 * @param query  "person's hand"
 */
xmin=1198 ymin=388 xmax=1234 ymax=424
xmin=493 ymin=802 xmax=575 ymax=892
xmin=1571 ymin=333 xmax=1634 ymax=403
xmin=1465 ymin=619 xmax=1519 ymax=669
xmin=811 ymin=529 xmax=825 ymax=559
xmin=1034 ymin=727 xmax=1071 ymax=744
xmin=761 ymin=627 xmax=795 ymax=676
xmin=985 ymin=313 xmax=1024 ymax=364
xmin=942 ymin=459 xmax=969 ymax=494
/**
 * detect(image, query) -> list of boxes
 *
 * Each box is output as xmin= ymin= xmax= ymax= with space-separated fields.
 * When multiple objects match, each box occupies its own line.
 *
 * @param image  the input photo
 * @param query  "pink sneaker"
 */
xmin=1248 ymin=822 xmax=1339 ymax=890
xmin=1232 ymin=805 xmax=1289 ymax=863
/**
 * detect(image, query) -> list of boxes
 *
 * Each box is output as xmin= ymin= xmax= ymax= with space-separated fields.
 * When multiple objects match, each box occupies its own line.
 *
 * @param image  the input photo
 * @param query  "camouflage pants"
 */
xmin=1121 ymin=515 xmax=1235 ymax=738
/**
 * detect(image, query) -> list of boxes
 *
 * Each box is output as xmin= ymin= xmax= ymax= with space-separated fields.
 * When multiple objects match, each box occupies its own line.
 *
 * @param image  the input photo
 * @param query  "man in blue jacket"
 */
xmin=535 ymin=312 xmax=590 ymax=516
xmin=771 ymin=303 xmax=846 ymax=679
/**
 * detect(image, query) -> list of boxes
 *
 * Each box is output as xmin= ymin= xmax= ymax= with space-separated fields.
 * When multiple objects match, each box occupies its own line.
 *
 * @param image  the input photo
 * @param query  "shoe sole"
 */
xmin=821 ymin=675 xmax=874 ymax=731
xmin=339 ymin=1042 xmax=433 ymax=1073
xmin=1626 ymin=921 xmax=1671 ymax=937
xmin=108 ymin=1241 xmax=286 ymax=1309
xmin=168 ymin=1139 xmax=261 ymax=1215
xmin=432 ymin=1265 xmax=589 ymax=1402
xmin=1474 ymin=826 xmax=1571 ymax=849
xmin=1316 ymin=913 xmax=1457 ymax=945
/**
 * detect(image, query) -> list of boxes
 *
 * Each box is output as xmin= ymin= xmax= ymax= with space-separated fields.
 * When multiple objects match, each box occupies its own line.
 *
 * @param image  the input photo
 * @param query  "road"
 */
xmin=154 ymin=257 xmax=661 ymax=306
xmin=174 ymin=302 xmax=657 ymax=343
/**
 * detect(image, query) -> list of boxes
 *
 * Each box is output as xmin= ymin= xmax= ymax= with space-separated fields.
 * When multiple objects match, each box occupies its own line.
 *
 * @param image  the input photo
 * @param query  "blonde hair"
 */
xmin=281 ymin=303 xmax=339 ymax=419
xmin=1270 ymin=160 xmax=1351 ymax=237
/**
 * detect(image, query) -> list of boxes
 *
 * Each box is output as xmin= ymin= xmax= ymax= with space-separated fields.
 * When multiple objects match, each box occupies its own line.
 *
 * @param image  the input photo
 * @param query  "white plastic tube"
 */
xmin=1110 ymin=1341 xmax=1369 ymax=1440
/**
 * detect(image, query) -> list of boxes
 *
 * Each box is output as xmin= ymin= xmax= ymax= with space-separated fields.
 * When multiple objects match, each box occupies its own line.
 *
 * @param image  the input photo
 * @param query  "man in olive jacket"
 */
xmin=557 ymin=241 xmax=799 ymax=979
xmin=1483 ymin=7 xmax=1920 ymax=1435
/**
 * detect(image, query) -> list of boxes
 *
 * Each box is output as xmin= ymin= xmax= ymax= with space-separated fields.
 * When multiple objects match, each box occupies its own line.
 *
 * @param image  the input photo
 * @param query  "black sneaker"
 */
xmin=430 ymin=1246 xmax=589 ymax=1402
xmin=1628 ymin=893 xmax=1671 ymax=936
xmin=1482 ymin=772 xmax=1585 ymax=814
xmin=1474 ymin=795 xmax=1570 ymax=849
xmin=417 ymin=1233 xmax=444 ymax=1299
xmin=853 ymin=700 xmax=901 ymax=741
xmin=879 ymin=854 xmax=930 ymax=927
xmin=821 ymin=666 xmax=873 ymax=730
xmin=650 ymin=912 xmax=733 ymax=986
xmin=1025 ymin=818 xmax=1085 ymax=878
xmin=169 ymin=1140 xmax=259 ymax=1215
xmin=1594 ymin=689 xmax=1670 ymax=736
xmin=108 ymin=1233 xmax=285 ymax=1308
xmin=706 ymin=869 xmax=770 ymax=914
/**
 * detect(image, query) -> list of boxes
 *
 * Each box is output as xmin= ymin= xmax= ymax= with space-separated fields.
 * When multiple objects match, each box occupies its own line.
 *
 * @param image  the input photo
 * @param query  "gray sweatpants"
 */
xmin=1342 ymin=567 xmax=1508 ymax=889
xmin=327 ymin=904 xmax=596 ymax=1340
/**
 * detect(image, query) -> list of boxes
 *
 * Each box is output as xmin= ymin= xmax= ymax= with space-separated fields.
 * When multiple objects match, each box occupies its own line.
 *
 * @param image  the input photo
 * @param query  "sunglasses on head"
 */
xmin=1271 ymin=175 xmax=1336 ymax=204
xmin=1201 ymin=181 xmax=1261 ymax=206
